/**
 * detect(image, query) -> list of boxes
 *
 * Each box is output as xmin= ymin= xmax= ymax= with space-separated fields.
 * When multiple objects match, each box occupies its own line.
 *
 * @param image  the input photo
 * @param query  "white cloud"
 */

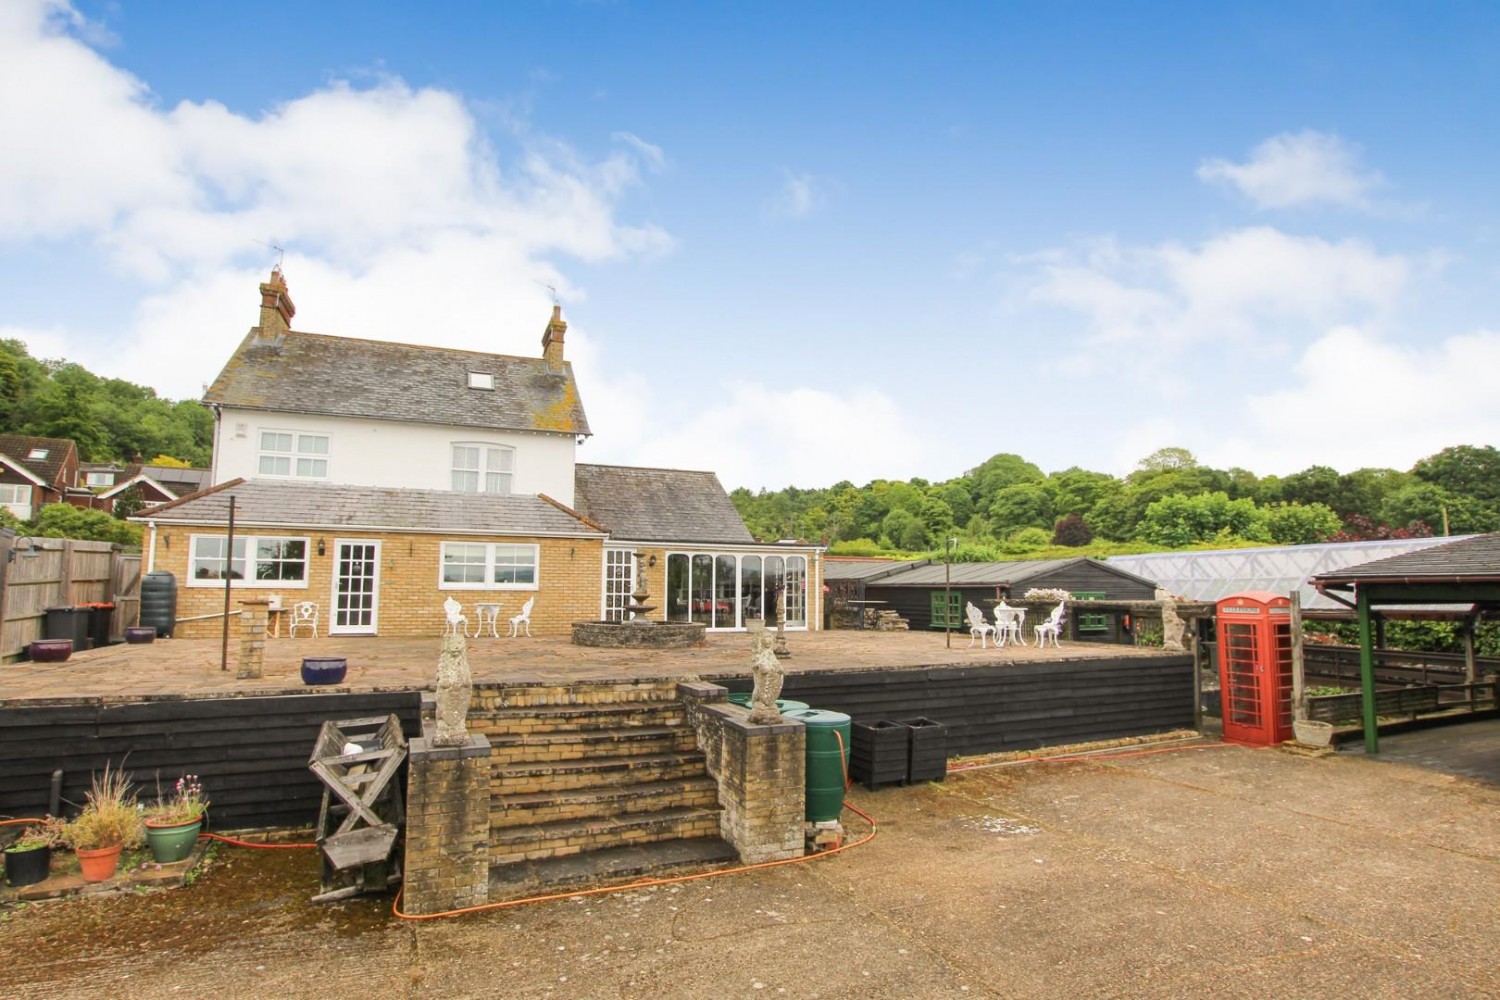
xmin=1197 ymin=130 xmax=1385 ymax=211
xmin=622 ymin=383 xmax=944 ymax=491
xmin=1207 ymin=326 xmax=1500 ymax=474
xmin=765 ymin=171 xmax=824 ymax=220
xmin=1027 ymin=227 xmax=1409 ymax=351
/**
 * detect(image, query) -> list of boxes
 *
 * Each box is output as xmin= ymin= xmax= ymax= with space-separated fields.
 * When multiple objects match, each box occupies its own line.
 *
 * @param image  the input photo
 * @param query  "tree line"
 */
xmin=0 ymin=339 xmax=213 ymax=467
xmin=731 ymin=444 xmax=1500 ymax=556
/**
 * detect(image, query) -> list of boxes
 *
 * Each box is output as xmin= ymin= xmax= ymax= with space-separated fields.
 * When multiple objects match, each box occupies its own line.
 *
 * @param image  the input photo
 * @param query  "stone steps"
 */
xmin=489 ymin=805 xmax=724 ymax=867
xmin=491 ymin=775 xmax=720 ymax=829
xmin=492 ymin=751 xmax=710 ymax=794
xmin=487 ymin=726 xmax=695 ymax=766
xmin=468 ymin=699 xmax=686 ymax=737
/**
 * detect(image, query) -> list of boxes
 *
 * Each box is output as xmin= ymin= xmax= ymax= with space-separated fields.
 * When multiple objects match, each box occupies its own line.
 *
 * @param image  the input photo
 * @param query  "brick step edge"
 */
xmin=487 ymin=726 xmax=697 ymax=759
xmin=489 ymin=807 xmax=724 ymax=863
xmin=492 ymin=751 xmax=707 ymax=781
xmin=491 ymin=778 xmax=721 ymax=828
xmin=471 ymin=682 xmax=685 ymax=710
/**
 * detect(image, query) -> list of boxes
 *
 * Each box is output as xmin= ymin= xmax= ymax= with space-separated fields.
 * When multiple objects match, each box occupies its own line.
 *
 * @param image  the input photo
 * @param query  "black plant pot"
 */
xmin=4 ymin=845 xmax=51 ymax=887
xmin=850 ymin=720 xmax=910 ymax=789
xmin=301 ymin=657 xmax=348 ymax=685
xmin=900 ymin=717 xmax=949 ymax=783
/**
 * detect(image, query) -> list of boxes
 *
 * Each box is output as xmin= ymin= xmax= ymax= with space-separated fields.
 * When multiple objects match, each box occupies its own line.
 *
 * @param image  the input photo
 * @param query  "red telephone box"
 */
xmin=1216 ymin=591 xmax=1294 ymax=747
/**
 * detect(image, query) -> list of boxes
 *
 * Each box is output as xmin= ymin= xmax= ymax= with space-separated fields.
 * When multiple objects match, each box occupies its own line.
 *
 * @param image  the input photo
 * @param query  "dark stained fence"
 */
xmin=0 ymin=692 xmax=421 ymax=830
xmin=716 ymin=654 xmax=1194 ymax=756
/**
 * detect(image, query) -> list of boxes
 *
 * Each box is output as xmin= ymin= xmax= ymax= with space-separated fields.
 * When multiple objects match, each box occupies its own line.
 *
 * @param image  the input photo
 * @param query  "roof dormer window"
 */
xmin=27 ymin=448 xmax=48 ymax=460
xmin=467 ymin=372 xmax=494 ymax=390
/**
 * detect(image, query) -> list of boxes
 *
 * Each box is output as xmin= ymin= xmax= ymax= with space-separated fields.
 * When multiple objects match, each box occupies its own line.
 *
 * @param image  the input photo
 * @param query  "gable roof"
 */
xmin=1109 ymin=536 xmax=1471 ymax=611
xmin=99 ymin=473 xmax=177 ymax=501
xmin=137 ymin=478 xmax=604 ymax=537
xmin=1310 ymin=532 xmax=1500 ymax=585
xmin=849 ymin=557 xmax=1158 ymax=589
xmin=573 ymin=463 xmax=755 ymax=545
xmin=203 ymin=330 xmax=591 ymax=437
xmin=0 ymin=434 xmax=75 ymax=487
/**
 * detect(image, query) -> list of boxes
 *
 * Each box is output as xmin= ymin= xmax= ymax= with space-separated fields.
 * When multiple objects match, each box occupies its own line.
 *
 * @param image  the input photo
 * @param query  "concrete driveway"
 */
xmin=4 ymin=740 xmax=1498 ymax=999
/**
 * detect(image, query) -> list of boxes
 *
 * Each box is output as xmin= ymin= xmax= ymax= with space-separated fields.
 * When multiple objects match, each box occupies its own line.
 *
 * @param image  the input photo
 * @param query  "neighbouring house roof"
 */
xmin=125 ymin=464 xmax=211 ymax=496
xmin=823 ymin=558 xmax=925 ymax=582
xmin=842 ymin=557 xmax=1158 ymax=590
xmin=0 ymin=434 xmax=75 ymax=487
xmin=1311 ymin=532 xmax=1500 ymax=584
xmin=137 ymin=479 xmax=605 ymax=537
xmin=573 ymin=463 xmax=755 ymax=545
xmin=1108 ymin=537 xmax=1473 ymax=613
xmin=99 ymin=473 xmax=178 ymax=502
xmin=203 ymin=330 xmax=591 ymax=437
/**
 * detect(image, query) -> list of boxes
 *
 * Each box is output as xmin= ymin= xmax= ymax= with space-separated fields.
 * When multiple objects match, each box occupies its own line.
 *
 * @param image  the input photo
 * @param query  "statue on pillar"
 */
xmin=1156 ymin=588 xmax=1187 ymax=652
xmin=432 ymin=630 xmax=473 ymax=747
xmin=747 ymin=626 xmax=785 ymax=725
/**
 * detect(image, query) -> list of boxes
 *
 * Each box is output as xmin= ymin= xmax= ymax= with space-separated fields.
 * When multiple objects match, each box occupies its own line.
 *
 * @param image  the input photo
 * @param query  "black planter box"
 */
xmin=850 ymin=720 xmax=909 ymax=789
xmin=900 ymin=717 xmax=949 ymax=783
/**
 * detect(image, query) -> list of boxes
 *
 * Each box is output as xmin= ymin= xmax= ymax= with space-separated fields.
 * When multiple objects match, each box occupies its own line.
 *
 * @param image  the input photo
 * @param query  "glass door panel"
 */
xmin=714 ymin=554 xmax=738 ymax=628
xmin=330 ymin=540 xmax=379 ymax=635
xmin=690 ymin=554 xmax=713 ymax=625
xmin=666 ymin=554 xmax=689 ymax=622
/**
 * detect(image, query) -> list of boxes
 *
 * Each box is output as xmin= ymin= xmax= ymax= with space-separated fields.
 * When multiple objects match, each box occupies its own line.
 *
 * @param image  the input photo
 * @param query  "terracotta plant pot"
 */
xmin=145 ymin=817 xmax=203 ymax=863
xmin=124 ymin=626 xmax=156 ymax=644
xmin=75 ymin=843 xmax=124 ymax=883
xmin=28 ymin=639 xmax=73 ymax=663
xmin=301 ymin=657 xmax=347 ymax=685
xmin=4 ymin=844 xmax=51 ymax=887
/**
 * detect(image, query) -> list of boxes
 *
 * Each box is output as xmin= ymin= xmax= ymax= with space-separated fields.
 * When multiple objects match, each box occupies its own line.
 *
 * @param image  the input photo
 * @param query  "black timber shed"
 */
xmin=824 ymin=556 xmax=1161 ymax=639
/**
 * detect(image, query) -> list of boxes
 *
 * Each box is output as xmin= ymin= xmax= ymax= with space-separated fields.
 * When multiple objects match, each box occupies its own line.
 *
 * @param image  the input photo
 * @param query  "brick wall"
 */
xmin=403 ymin=733 xmax=492 ymax=915
xmin=153 ymin=525 xmax=605 ymax=638
xmin=681 ymin=681 xmax=805 ymax=863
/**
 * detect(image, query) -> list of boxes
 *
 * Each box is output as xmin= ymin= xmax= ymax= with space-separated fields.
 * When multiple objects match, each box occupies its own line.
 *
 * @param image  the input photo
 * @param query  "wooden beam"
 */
xmin=1358 ymin=587 xmax=1379 ymax=755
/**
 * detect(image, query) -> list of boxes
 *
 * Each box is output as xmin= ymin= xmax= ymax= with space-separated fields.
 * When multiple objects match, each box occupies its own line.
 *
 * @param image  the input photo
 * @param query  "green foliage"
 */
xmin=1260 ymin=501 xmax=1341 ymax=545
xmin=111 ymin=485 xmax=145 ymax=521
xmin=988 ymin=481 xmax=1054 ymax=536
xmin=30 ymin=504 xmax=142 ymax=546
xmin=1004 ymin=527 xmax=1053 ymax=552
xmin=1139 ymin=492 xmax=1265 ymax=547
xmin=0 ymin=339 xmax=210 ymax=465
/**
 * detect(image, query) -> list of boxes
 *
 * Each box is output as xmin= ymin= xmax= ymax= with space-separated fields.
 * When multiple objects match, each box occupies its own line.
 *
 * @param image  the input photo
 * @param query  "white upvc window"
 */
xmin=451 ymin=443 xmax=514 ymax=494
xmin=86 ymin=471 xmax=115 ymax=488
xmin=189 ymin=534 xmax=310 ymax=586
xmin=439 ymin=542 xmax=538 ymax=590
xmin=0 ymin=483 xmax=32 ymax=519
xmin=258 ymin=431 xmax=330 ymax=479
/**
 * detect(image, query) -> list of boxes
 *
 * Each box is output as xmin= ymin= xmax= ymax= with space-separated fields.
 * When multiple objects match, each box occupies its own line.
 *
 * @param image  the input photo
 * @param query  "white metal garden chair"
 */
xmin=966 ymin=602 xmax=996 ymax=648
xmin=442 ymin=597 xmax=469 ymax=637
xmin=507 ymin=596 xmax=535 ymax=637
xmin=287 ymin=601 xmax=319 ymax=638
xmin=1034 ymin=602 xmax=1066 ymax=648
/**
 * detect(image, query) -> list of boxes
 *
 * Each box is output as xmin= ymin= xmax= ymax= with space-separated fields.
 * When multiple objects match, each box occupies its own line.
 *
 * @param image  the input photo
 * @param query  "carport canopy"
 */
xmin=1311 ymin=532 xmax=1500 ymax=754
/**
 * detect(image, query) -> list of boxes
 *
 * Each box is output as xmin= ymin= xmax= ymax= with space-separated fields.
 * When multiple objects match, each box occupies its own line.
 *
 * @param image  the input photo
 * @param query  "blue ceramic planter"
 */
xmin=301 ymin=657 xmax=348 ymax=685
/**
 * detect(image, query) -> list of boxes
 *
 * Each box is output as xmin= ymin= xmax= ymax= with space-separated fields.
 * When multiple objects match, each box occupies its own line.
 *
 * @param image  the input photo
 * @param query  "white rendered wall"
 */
xmin=212 ymin=408 xmax=578 ymax=505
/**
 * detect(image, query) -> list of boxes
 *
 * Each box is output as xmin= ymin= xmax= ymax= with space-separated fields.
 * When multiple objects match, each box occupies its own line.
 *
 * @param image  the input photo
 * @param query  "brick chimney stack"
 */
xmin=254 ymin=267 xmax=296 ymax=345
xmin=541 ymin=304 xmax=567 ymax=370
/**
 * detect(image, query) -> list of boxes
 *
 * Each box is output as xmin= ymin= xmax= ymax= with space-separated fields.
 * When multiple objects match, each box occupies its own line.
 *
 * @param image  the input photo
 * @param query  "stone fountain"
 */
xmin=571 ymin=551 xmax=707 ymax=648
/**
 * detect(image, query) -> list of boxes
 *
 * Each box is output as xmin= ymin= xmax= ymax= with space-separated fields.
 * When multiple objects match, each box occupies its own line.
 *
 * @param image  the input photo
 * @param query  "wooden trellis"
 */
xmin=307 ymin=714 xmax=407 ymax=903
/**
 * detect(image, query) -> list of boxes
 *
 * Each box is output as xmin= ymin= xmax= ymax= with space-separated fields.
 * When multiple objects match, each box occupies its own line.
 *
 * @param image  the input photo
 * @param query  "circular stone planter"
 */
xmin=300 ymin=657 xmax=348 ymax=685
xmin=28 ymin=639 xmax=73 ymax=663
xmin=124 ymin=626 xmax=157 ymax=644
xmin=571 ymin=620 xmax=707 ymax=649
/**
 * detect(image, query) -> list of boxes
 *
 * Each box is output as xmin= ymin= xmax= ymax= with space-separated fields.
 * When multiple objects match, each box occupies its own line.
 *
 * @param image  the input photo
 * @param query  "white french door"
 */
xmin=329 ymin=539 xmax=380 ymax=635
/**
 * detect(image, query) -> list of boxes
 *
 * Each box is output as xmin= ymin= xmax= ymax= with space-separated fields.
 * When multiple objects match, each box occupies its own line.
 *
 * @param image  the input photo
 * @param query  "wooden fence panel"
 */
xmin=0 ymin=538 xmax=138 ymax=661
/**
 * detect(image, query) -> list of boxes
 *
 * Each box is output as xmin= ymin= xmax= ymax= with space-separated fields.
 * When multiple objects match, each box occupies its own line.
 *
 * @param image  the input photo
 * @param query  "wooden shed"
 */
xmin=824 ymin=556 xmax=1161 ymax=641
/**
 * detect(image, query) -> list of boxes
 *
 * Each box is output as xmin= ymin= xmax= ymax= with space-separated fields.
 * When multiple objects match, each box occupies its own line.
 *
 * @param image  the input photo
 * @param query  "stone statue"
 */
xmin=747 ymin=626 xmax=785 ymax=725
xmin=1156 ymin=587 xmax=1187 ymax=652
xmin=432 ymin=630 xmax=473 ymax=746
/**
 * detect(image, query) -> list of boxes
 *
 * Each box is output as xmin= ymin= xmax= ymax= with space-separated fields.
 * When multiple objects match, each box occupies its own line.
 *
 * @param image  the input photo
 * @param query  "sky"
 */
xmin=2 ymin=0 xmax=1499 ymax=491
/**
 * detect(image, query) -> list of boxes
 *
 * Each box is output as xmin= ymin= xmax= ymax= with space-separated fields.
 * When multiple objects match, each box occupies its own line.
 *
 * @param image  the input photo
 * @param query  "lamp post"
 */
xmin=944 ymin=536 xmax=957 ymax=649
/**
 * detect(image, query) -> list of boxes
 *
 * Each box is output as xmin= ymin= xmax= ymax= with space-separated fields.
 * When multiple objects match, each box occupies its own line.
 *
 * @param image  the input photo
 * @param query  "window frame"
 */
xmin=0 ymin=483 xmax=33 ymax=518
xmin=1074 ymin=590 xmax=1108 ymax=632
xmin=187 ymin=533 xmax=311 ymax=588
xmin=450 ymin=442 xmax=515 ymax=495
xmin=256 ymin=430 xmax=330 ymax=480
xmin=929 ymin=590 xmax=963 ymax=629
xmin=85 ymin=471 xmax=116 ymax=488
xmin=438 ymin=541 xmax=539 ymax=591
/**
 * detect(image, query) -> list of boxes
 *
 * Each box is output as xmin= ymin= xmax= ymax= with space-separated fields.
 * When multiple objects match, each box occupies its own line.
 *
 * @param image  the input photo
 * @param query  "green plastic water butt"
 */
xmin=728 ymin=692 xmax=752 ymax=707
xmin=727 ymin=694 xmax=809 ymax=713
xmin=786 ymin=708 xmax=851 ymax=822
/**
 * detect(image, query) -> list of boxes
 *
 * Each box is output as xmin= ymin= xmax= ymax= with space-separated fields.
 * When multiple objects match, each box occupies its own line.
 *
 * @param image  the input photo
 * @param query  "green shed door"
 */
xmin=930 ymin=591 xmax=962 ymax=629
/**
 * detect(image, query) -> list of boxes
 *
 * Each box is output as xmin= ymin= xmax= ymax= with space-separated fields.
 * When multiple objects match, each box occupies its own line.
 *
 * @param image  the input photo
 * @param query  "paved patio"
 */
xmin=0 ymin=631 xmax=1170 ymax=704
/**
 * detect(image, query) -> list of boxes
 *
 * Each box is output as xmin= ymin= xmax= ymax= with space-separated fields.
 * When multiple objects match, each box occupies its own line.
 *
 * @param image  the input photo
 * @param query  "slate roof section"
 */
xmin=842 ymin=557 xmax=1158 ymax=589
xmin=573 ymin=464 xmax=755 ymax=545
xmin=138 ymin=479 xmax=605 ymax=537
xmin=1310 ymin=532 xmax=1500 ymax=584
xmin=0 ymin=434 xmax=75 ymax=487
xmin=203 ymin=330 xmax=591 ymax=437
xmin=823 ymin=558 xmax=925 ymax=581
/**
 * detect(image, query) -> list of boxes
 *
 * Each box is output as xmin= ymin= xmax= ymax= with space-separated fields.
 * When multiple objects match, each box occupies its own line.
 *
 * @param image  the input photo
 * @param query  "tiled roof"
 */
xmin=138 ymin=479 xmax=604 ymax=537
xmin=1311 ymin=532 xmax=1500 ymax=584
xmin=203 ymin=330 xmax=591 ymax=437
xmin=573 ymin=464 xmax=754 ymax=545
xmin=0 ymin=434 xmax=75 ymax=487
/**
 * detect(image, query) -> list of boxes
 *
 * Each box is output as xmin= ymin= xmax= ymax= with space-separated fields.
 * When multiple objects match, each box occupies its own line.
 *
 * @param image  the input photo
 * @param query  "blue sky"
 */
xmin=3 ymin=1 xmax=1498 ymax=489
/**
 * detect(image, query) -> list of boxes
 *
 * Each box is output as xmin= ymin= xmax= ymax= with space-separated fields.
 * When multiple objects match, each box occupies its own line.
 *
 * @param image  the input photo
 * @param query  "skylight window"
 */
xmin=27 ymin=448 xmax=48 ymax=459
xmin=468 ymin=372 xmax=494 ymax=390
